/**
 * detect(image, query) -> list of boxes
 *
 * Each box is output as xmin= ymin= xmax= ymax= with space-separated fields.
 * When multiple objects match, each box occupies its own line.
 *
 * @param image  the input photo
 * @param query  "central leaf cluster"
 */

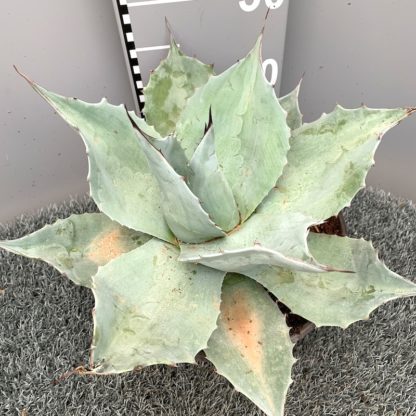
xmin=138 ymin=37 xmax=290 ymax=248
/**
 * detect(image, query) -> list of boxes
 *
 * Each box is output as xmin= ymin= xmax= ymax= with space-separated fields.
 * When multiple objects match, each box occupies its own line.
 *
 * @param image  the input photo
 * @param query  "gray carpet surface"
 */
xmin=1 ymin=188 xmax=416 ymax=416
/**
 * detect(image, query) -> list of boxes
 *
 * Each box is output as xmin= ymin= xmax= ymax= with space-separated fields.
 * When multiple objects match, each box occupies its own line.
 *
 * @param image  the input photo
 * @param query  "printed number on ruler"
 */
xmin=262 ymin=58 xmax=278 ymax=86
xmin=239 ymin=0 xmax=284 ymax=12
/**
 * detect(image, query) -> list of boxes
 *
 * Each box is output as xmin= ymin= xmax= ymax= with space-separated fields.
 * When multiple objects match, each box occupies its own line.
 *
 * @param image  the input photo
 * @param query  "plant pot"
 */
xmin=277 ymin=214 xmax=347 ymax=343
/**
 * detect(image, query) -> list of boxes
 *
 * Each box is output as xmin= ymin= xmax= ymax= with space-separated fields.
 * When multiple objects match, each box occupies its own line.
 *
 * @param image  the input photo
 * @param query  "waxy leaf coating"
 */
xmin=130 ymin=112 xmax=190 ymax=177
xmin=17 ymin=71 xmax=174 ymax=243
xmin=247 ymin=233 xmax=416 ymax=328
xmin=206 ymin=274 xmax=295 ymax=416
xmin=91 ymin=239 xmax=225 ymax=373
xmin=279 ymin=81 xmax=303 ymax=130
xmin=0 ymin=213 xmax=149 ymax=287
xmin=6 ymin=33 xmax=416 ymax=416
xmin=129 ymin=113 xmax=226 ymax=243
xmin=275 ymin=105 xmax=414 ymax=222
xmin=188 ymin=125 xmax=240 ymax=232
xmin=180 ymin=106 xmax=413 ymax=274
xmin=179 ymin=209 xmax=328 ymax=273
xmin=144 ymin=38 xmax=214 ymax=137
xmin=176 ymin=37 xmax=290 ymax=222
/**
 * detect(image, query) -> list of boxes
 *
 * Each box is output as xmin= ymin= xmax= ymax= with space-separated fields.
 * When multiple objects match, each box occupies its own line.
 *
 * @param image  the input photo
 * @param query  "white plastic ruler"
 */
xmin=113 ymin=0 xmax=289 ymax=114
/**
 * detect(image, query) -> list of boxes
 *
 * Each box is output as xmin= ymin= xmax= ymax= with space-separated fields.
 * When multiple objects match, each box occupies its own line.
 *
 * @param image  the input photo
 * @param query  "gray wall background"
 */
xmin=281 ymin=0 xmax=416 ymax=203
xmin=0 ymin=1 xmax=134 ymax=223
xmin=1 ymin=0 xmax=416 ymax=223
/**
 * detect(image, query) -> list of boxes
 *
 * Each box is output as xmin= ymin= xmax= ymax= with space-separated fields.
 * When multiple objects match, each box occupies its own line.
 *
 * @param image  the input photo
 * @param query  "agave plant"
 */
xmin=2 ymin=30 xmax=416 ymax=415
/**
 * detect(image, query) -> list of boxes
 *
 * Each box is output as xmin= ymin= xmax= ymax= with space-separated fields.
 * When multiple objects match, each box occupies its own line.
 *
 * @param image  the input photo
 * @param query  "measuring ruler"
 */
xmin=113 ymin=0 xmax=289 ymax=114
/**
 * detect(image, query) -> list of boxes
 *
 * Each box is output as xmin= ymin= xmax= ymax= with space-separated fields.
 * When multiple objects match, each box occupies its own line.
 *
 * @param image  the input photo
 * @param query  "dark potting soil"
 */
xmin=310 ymin=214 xmax=347 ymax=238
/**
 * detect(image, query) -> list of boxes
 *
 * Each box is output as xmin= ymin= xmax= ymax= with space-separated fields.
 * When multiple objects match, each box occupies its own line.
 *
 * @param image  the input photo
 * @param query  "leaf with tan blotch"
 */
xmin=0 ymin=213 xmax=149 ymax=287
xmin=206 ymin=274 xmax=295 ymax=416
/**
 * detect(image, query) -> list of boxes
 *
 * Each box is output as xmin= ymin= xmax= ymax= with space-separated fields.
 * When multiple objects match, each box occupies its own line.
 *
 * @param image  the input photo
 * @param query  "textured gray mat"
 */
xmin=1 ymin=188 xmax=415 ymax=416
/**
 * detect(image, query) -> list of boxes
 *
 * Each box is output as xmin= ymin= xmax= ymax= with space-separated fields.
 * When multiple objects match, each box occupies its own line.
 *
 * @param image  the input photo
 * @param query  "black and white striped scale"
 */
xmin=114 ymin=0 xmax=146 ymax=114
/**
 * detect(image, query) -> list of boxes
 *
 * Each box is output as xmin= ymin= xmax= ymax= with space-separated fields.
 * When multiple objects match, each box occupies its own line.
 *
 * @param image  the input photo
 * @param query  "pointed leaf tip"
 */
xmin=252 ymin=33 xmax=263 ymax=60
xmin=143 ymin=31 xmax=213 ymax=136
xmin=20 ymin=80 xmax=174 ymax=242
xmin=260 ymin=6 xmax=272 ymax=37
xmin=279 ymin=81 xmax=303 ymax=130
xmin=165 ymin=16 xmax=175 ymax=42
xmin=246 ymin=234 xmax=416 ymax=329
xmin=13 ymin=64 xmax=21 ymax=75
xmin=13 ymin=66 xmax=38 ymax=91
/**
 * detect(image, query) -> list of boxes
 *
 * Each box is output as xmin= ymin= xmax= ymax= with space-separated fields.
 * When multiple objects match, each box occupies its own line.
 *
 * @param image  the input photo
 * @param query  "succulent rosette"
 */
xmin=2 ymin=31 xmax=416 ymax=416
